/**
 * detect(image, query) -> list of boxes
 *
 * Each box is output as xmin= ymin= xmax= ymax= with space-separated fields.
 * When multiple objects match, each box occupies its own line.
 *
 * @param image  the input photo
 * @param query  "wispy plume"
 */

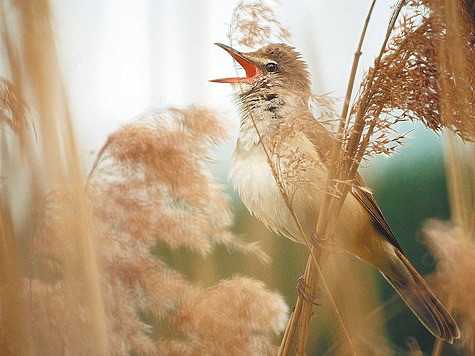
xmin=229 ymin=0 xmax=291 ymax=50
xmin=163 ymin=276 xmax=288 ymax=355
xmin=0 ymin=79 xmax=29 ymax=132
xmin=423 ymin=220 xmax=475 ymax=353
xmin=88 ymin=106 xmax=235 ymax=254
xmin=0 ymin=103 xmax=287 ymax=354
xmin=87 ymin=105 xmax=285 ymax=354
xmin=352 ymin=0 xmax=475 ymax=149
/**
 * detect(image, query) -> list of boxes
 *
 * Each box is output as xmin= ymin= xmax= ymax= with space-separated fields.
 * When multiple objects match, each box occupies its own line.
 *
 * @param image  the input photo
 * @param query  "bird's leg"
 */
xmin=296 ymin=275 xmax=325 ymax=305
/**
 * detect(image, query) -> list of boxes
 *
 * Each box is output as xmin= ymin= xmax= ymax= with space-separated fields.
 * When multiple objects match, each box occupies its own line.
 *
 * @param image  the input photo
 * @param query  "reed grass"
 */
xmin=1 ymin=0 xmax=473 ymax=354
xmin=0 ymin=1 xmax=288 ymax=355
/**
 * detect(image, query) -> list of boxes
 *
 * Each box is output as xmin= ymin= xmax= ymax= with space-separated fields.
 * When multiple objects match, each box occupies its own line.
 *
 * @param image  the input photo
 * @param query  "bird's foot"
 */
xmin=296 ymin=275 xmax=325 ymax=305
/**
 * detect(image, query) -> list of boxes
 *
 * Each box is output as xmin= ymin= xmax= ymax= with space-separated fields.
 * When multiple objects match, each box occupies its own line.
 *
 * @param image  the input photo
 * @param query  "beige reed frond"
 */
xmin=163 ymin=276 xmax=288 ymax=356
xmin=352 ymin=0 xmax=475 ymax=147
xmin=230 ymin=0 xmax=291 ymax=50
xmin=0 ymin=79 xmax=30 ymax=133
xmin=2 ymin=105 xmax=285 ymax=355
xmin=89 ymin=106 xmax=285 ymax=354
xmin=423 ymin=220 xmax=475 ymax=354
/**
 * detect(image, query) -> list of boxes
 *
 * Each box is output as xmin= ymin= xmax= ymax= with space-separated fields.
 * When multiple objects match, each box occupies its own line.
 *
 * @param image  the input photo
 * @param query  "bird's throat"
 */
xmin=236 ymin=91 xmax=301 ymax=150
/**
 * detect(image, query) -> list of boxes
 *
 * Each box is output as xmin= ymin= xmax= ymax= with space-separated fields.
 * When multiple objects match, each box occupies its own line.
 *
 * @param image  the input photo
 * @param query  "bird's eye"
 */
xmin=265 ymin=62 xmax=278 ymax=72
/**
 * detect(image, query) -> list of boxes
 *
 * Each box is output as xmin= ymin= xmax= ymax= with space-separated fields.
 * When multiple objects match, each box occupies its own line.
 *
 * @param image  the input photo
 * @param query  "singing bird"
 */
xmin=211 ymin=43 xmax=460 ymax=342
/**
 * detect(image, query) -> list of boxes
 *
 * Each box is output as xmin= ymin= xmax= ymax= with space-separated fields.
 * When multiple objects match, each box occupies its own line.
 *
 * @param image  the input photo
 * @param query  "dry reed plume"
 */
xmin=424 ymin=220 xmax=475 ymax=354
xmin=1 ymin=94 xmax=289 ymax=354
xmin=352 ymin=0 xmax=475 ymax=151
xmin=229 ymin=0 xmax=291 ymax=50
xmin=85 ymin=106 xmax=287 ymax=355
xmin=0 ymin=1 xmax=288 ymax=354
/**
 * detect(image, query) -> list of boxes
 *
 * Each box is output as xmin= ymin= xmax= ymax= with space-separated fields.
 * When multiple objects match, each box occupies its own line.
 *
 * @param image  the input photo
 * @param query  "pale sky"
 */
xmin=49 ymin=0 xmax=440 ymax=179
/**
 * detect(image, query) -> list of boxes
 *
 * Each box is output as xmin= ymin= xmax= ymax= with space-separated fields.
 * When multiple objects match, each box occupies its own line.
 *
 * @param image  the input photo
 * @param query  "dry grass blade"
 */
xmin=444 ymin=135 xmax=474 ymax=235
xmin=0 ymin=201 xmax=30 ymax=355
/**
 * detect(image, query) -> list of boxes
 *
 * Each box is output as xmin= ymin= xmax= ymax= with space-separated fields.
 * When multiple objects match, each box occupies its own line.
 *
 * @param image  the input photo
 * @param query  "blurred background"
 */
xmin=3 ymin=0 xmax=459 ymax=354
xmin=52 ymin=0 xmax=401 ymax=164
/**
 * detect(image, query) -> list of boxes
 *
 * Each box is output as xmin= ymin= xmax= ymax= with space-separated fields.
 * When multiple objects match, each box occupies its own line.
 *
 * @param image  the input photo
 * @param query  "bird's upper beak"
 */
xmin=210 ymin=43 xmax=258 ymax=84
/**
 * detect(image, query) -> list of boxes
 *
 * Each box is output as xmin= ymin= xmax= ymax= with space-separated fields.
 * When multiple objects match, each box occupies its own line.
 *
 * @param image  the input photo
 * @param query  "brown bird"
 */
xmin=211 ymin=42 xmax=460 ymax=343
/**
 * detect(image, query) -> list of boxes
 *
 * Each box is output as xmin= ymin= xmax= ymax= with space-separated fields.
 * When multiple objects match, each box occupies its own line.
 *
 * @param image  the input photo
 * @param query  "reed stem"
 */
xmin=289 ymin=1 xmax=380 ymax=354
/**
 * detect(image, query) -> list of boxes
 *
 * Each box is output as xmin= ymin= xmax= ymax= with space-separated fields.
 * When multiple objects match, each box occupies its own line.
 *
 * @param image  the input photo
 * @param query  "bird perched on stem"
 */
xmin=211 ymin=42 xmax=460 ymax=343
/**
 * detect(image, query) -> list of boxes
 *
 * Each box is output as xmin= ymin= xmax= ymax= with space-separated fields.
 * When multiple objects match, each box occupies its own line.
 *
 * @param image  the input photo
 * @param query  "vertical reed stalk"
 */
xmin=1 ymin=1 xmax=109 ymax=353
xmin=281 ymin=2 xmax=378 ymax=354
xmin=21 ymin=2 xmax=109 ymax=351
xmin=445 ymin=135 xmax=474 ymax=236
xmin=0 ymin=200 xmax=29 ymax=354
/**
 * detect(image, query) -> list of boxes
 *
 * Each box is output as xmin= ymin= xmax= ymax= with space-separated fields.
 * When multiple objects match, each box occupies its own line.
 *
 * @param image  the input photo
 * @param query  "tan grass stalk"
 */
xmin=1 ymin=1 xmax=109 ymax=353
xmin=0 ymin=200 xmax=29 ymax=354
xmin=290 ymin=1 xmax=401 ymax=355
xmin=323 ymin=253 xmax=392 ymax=355
xmin=22 ymin=3 xmax=109 ymax=352
xmin=445 ymin=135 xmax=474 ymax=236
xmin=0 ymin=79 xmax=25 ymax=354
xmin=340 ymin=0 xmax=377 ymax=122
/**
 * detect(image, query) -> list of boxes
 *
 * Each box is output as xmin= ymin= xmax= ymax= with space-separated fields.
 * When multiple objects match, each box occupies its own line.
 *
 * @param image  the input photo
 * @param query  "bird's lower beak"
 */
xmin=210 ymin=43 xmax=258 ymax=84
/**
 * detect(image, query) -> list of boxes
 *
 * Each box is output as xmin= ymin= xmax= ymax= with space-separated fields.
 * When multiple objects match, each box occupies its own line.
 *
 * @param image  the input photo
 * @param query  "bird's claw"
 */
xmin=296 ymin=275 xmax=324 ymax=305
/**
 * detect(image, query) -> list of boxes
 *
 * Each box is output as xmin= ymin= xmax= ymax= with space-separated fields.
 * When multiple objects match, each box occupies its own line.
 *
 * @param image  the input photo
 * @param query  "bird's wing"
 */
xmin=351 ymin=174 xmax=404 ymax=253
xmin=302 ymin=115 xmax=404 ymax=253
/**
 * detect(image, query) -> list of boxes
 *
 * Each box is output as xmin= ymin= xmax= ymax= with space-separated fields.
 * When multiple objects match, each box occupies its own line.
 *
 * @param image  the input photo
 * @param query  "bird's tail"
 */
xmin=380 ymin=248 xmax=460 ymax=343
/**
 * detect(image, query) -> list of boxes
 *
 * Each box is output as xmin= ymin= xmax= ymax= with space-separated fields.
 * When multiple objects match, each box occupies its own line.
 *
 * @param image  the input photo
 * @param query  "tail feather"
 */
xmin=381 ymin=249 xmax=460 ymax=343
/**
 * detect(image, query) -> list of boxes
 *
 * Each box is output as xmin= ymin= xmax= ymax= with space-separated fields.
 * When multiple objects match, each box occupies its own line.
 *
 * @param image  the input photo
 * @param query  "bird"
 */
xmin=211 ymin=42 xmax=460 ymax=343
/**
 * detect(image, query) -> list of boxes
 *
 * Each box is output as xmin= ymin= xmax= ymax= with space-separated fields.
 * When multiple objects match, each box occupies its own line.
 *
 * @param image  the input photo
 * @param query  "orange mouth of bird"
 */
xmin=210 ymin=43 xmax=258 ymax=84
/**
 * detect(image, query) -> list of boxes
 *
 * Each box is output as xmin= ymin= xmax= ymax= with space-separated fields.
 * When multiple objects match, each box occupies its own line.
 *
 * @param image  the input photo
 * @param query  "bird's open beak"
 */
xmin=210 ymin=43 xmax=258 ymax=84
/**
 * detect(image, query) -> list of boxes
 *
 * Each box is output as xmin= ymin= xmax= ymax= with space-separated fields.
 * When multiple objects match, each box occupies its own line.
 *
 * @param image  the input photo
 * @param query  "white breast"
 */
xmin=230 ymin=138 xmax=327 ymax=244
xmin=230 ymin=137 xmax=370 ymax=249
xmin=229 ymin=94 xmax=369 ymax=248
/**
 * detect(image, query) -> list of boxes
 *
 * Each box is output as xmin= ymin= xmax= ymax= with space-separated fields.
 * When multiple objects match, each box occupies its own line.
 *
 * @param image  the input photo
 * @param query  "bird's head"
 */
xmin=211 ymin=43 xmax=311 ymax=97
